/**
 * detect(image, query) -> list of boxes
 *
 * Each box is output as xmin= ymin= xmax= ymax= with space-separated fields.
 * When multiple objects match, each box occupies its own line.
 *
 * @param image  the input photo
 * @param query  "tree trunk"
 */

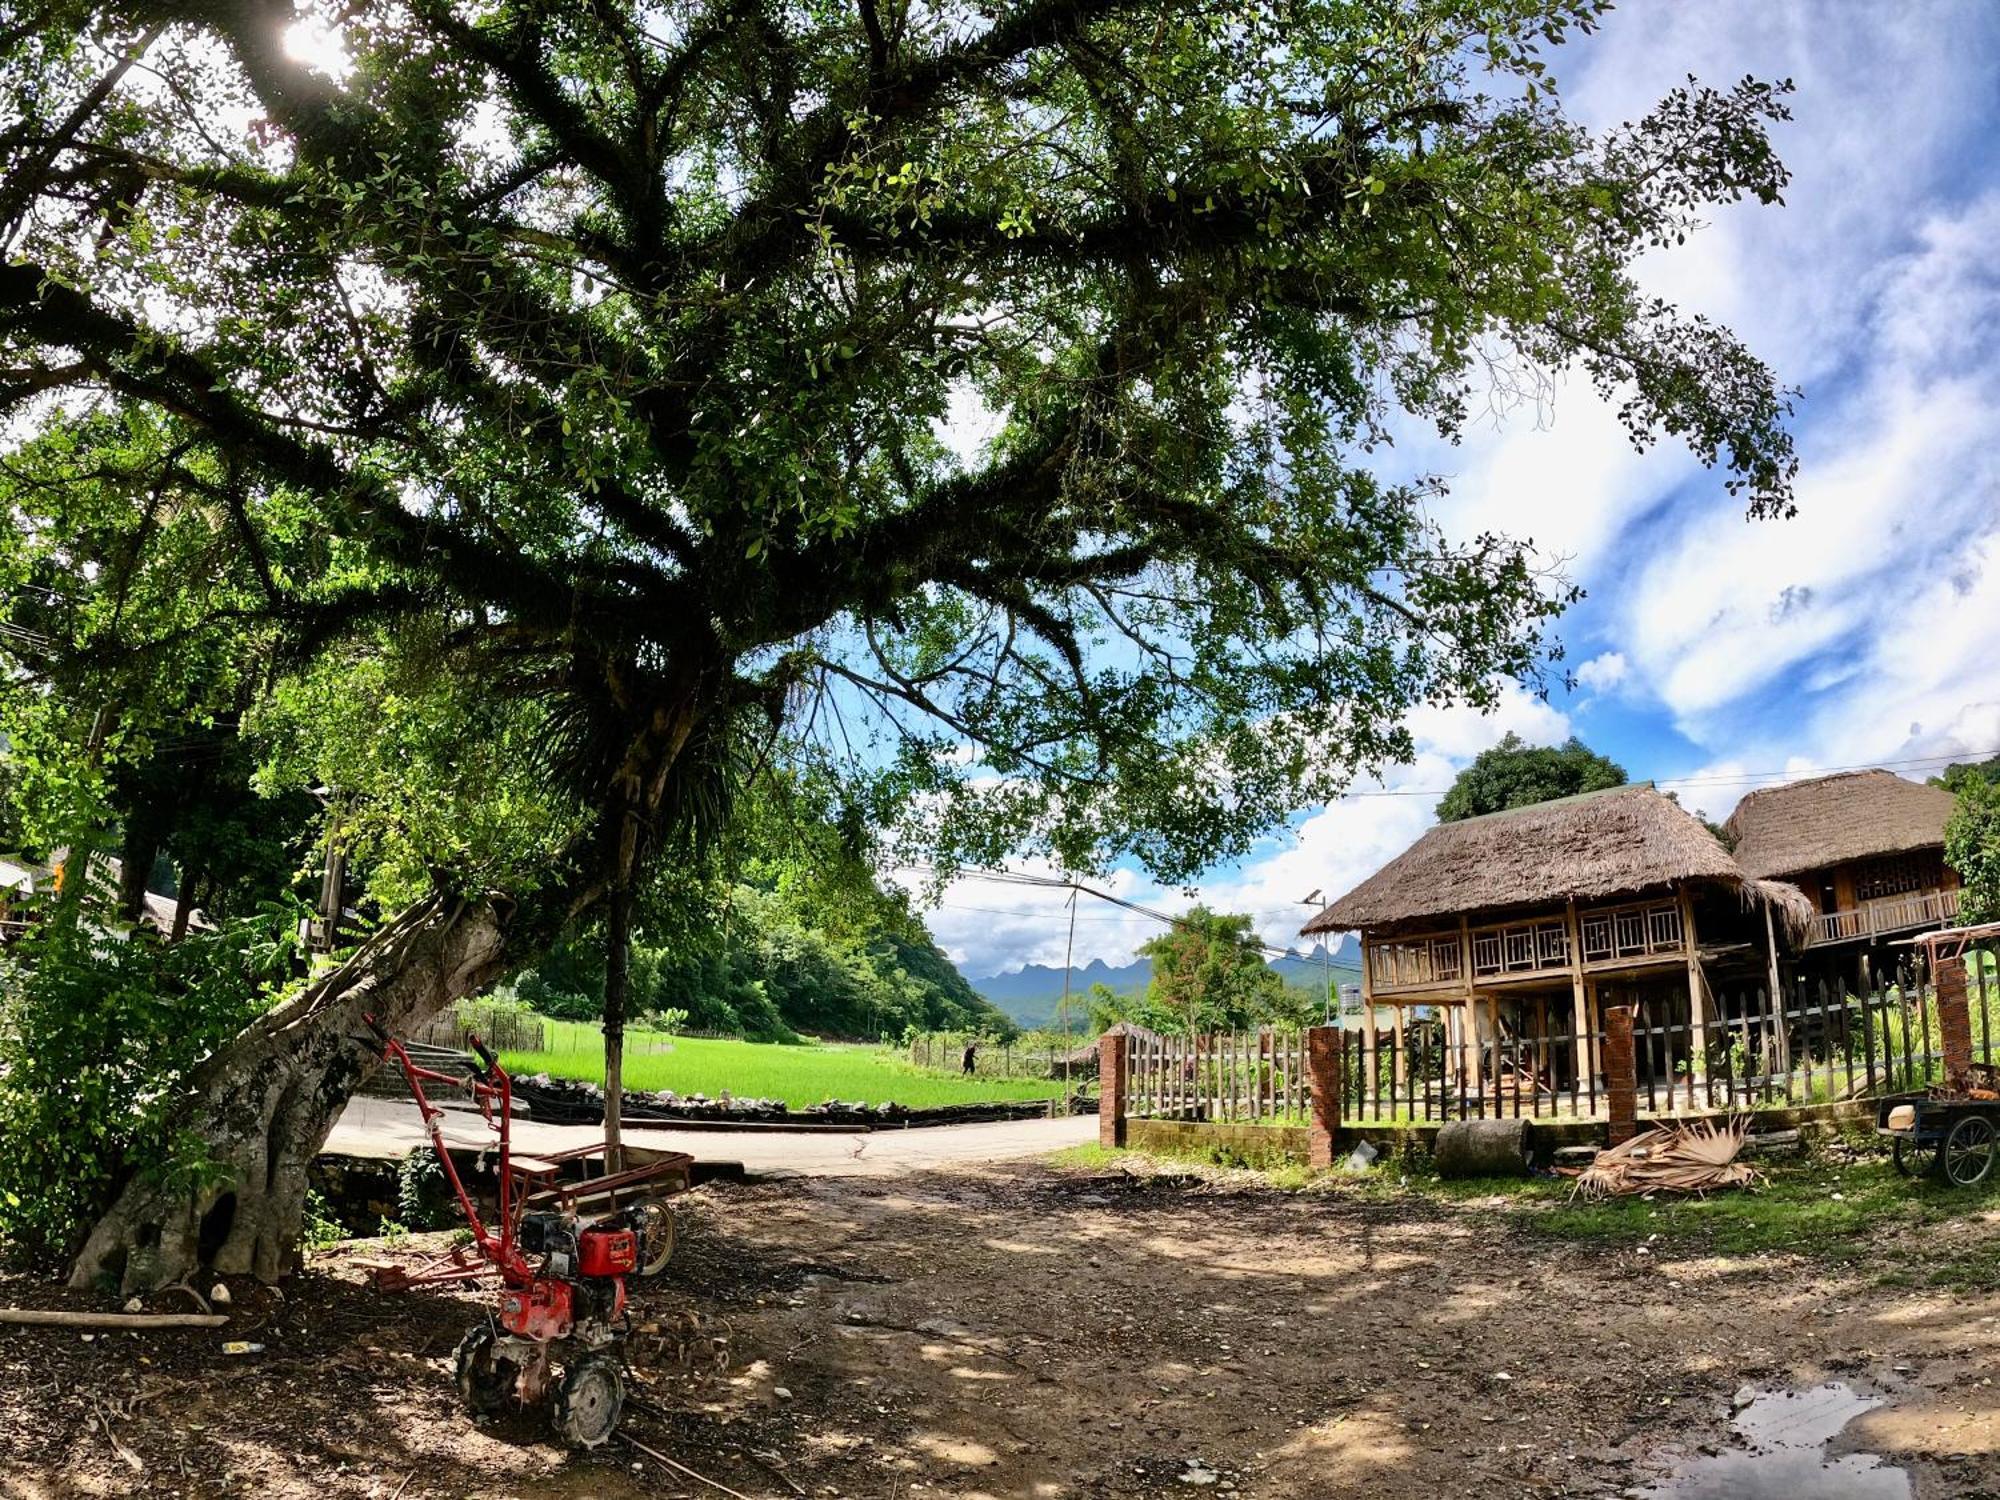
xmin=117 ymin=821 xmax=158 ymax=925
xmin=170 ymin=860 xmax=204 ymax=943
xmin=68 ymin=890 xmax=516 ymax=1293
xmin=602 ymin=881 xmax=632 ymax=1173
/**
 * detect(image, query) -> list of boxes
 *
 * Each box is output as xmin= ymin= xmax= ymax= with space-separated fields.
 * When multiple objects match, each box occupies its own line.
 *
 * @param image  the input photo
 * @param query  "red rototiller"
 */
xmin=360 ymin=1014 xmax=687 ymax=1446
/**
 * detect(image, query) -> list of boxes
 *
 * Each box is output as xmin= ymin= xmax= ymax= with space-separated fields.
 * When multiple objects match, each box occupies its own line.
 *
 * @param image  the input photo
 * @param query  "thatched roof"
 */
xmin=1300 ymin=782 xmax=1747 ymax=935
xmin=1750 ymin=877 xmax=1818 ymax=951
xmin=1725 ymin=770 xmax=1956 ymax=880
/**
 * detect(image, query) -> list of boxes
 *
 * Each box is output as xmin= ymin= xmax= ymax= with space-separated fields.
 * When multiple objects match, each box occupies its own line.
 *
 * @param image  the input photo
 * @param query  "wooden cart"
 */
xmin=1876 ymin=1087 xmax=2000 ymax=1187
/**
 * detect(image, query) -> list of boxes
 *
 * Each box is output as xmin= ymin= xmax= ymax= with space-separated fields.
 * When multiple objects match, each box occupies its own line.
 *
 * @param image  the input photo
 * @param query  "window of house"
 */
xmin=1853 ymin=851 xmax=1942 ymax=903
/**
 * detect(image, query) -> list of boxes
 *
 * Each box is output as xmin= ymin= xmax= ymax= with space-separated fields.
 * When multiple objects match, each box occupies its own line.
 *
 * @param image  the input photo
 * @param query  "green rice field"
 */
xmin=498 ymin=1021 xmax=1069 ymax=1109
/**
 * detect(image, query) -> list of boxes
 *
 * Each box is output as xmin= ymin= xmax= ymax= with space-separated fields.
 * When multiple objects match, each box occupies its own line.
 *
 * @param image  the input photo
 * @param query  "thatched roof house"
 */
xmin=1297 ymin=783 xmax=1814 ymax=1094
xmin=1726 ymin=770 xmax=1956 ymax=879
xmin=1302 ymin=782 xmax=1753 ymax=935
xmin=1724 ymin=770 xmax=1961 ymax=947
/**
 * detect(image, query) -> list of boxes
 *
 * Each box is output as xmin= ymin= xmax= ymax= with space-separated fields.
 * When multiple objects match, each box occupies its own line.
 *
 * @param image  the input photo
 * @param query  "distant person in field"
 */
xmin=962 ymin=1042 xmax=977 ymax=1075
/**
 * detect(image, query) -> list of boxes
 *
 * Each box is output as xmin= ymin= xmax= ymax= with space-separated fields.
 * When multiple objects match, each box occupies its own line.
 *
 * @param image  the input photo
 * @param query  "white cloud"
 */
xmin=914 ymin=5 xmax=2000 ymax=978
xmin=915 ymin=684 xmax=1574 ymax=975
xmin=1574 ymin=651 xmax=1628 ymax=694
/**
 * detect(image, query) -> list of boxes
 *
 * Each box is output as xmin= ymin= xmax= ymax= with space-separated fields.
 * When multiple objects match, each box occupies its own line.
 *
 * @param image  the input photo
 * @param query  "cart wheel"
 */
xmin=1891 ymin=1137 xmax=1935 ymax=1178
xmin=454 ymin=1323 xmax=519 ymax=1413
xmin=552 ymin=1352 xmax=625 ymax=1448
xmin=633 ymin=1197 xmax=677 ymax=1278
xmin=1943 ymin=1116 xmax=1997 ymax=1188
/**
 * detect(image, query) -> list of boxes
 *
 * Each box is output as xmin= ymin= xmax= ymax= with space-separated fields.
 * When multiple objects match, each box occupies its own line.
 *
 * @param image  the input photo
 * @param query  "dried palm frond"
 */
xmin=1572 ymin=1117 xmax=1762 ymax=1201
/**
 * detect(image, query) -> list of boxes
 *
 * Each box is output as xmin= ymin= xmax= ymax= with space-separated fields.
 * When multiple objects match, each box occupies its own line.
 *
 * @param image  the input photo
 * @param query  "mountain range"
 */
xmin=962 ymin=936 xmax=1363 ymax=1028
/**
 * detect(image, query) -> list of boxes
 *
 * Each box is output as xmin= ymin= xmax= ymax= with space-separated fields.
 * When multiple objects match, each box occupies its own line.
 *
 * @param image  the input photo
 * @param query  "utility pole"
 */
xmin=1301 ymin=889 xmax=1331 ymax=1024
xmin=1058 ymin=886 xmax=1078 ymax=1091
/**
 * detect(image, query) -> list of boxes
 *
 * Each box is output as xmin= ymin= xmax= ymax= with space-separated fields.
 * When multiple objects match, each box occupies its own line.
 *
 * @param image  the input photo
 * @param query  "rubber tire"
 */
xmin=1943 ymin=1116 xmax=1997 ymax=1188
xmin=552 ymin=1353 xmax=625 ymax=1448
xmin=454 ymin=1323 xmax=518 ymax=1413
xmin=634 ymin=1198 xmax=677 ymax=1278
xmin=1891 ymin=1137 xmax=1936 ymax=1178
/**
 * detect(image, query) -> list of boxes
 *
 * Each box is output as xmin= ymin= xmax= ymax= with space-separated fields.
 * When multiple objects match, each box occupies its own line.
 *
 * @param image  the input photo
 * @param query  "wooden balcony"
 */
xmin=1807 ymin=887 xmax=1960 ymax=946
xmin=1365 ymin=898 xmax=1690 ymax=997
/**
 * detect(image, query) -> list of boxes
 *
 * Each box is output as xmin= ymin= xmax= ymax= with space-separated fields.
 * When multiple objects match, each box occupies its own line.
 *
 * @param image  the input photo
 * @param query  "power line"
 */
xmin=1255 ymin=746 xmax=2000 ymax=801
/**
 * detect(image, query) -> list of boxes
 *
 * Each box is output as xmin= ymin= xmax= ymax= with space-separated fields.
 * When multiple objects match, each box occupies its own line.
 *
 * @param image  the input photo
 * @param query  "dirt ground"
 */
xmin=4 ymin=1159 xmax=2000 ymax=1499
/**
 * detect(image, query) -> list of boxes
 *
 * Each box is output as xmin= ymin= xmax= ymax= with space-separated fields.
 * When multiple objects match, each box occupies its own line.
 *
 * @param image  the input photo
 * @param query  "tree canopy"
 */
xmin=0 ymin=0 xmax=1801 ymax=1287
xmin=1945 ymin=777 xmax=2000 ymax=927
xmin=1133 ymin=905 xmax=1304 ymax=1034
xmin=1435 ymin=732 xmax=1629 ymax=822
xmin=2 ymin=1 xmax=1796 ymax=899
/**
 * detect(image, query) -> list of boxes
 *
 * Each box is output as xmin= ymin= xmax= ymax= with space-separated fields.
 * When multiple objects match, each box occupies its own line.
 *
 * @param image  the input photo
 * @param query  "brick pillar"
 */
xmin=1306 ymin=1025 xmax=1343 ymax=1169
xmin=1604 ymin=1003 xmax=1639 ymax=1146
xmin=1098 ymin=1032 xmax=1129 ymax=1149
xmin=1937 ymin=955 xmax=1974 ymax=1088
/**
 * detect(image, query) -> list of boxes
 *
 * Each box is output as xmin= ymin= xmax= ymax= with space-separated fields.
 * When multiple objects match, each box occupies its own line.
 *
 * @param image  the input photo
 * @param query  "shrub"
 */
xmin=0 ymin=900 xmax=292 ymax=1263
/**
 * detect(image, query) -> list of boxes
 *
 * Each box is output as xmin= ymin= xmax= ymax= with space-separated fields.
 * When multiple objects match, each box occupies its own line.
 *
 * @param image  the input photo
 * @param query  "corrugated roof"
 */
xmin=1725 ymin=770 xmax=1955 ymax=880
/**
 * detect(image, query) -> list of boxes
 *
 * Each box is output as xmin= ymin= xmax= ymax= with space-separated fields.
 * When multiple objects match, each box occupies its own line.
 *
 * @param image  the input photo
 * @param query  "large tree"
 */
xmin=0 ymin=1 xmax=1797 ymax=1287
xmin=1435 ymin=731 xmax=1628 ymax=822
xmin=1138 ymin=906 xmax=1294 ymax=1034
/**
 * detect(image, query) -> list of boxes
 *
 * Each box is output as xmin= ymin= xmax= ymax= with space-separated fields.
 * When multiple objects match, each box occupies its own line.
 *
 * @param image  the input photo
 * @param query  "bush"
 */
xmin=0 ymin=901 xmax=288 ymax=1262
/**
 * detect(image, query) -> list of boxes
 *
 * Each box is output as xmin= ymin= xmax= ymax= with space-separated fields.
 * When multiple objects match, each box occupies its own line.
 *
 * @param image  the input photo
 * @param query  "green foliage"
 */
xmin=1435 ymin=733 xmax=1629 ymax=822
xmin=300 ymin=1189 xmax=347 ymax=1256
xmin=0 ymin=905 xmax=288 ymax=1260
xmin=1103 ymin=907 xmax=1308 ymax=1034
xmin=0 ymin=0 xmax=1799 ymax=913
xmin=1945 ymin=775 xmax=2000 ymax=925
xmin=395 ymin=1151 xmax=455 ymax=1233
xmin=1934 ymin=755 xmax=2000 ymax=793
xmin=511 ymin=876 xmax=1013 ymax=1043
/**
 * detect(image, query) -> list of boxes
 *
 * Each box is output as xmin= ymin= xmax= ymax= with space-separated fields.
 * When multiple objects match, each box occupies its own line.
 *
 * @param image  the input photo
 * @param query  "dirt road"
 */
xmin=5 ymin=1159 xmax=1999 ymax=1498
xmin=325 ymin=1094 xmax=1096 ymax=1174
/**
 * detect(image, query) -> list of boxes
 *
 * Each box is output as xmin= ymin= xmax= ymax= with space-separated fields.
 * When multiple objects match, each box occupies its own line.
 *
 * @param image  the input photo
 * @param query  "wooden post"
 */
xmin=1391 ymin=1004 xmax=1407 ymax=1093
xmin=1565 ymin=898 xmax=1590 ymax=1092
xmin=1680 ymin=886 xmax=1705 ymax=1084
xmin=1360 ymin=973 xmax=1379 ymax=1122
xmin=1486 ymin=993 xmax=1501 ymax=1108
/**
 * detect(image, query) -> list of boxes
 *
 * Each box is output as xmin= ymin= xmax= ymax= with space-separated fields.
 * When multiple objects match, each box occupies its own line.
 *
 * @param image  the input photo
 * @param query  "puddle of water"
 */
xmin=1631 ymin=1383 xmax=1912 ymax=1500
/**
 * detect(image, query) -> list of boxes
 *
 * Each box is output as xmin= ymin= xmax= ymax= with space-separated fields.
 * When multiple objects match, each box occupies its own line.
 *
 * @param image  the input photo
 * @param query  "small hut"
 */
xmin=1725 ymin=770 xmax=1960 ymax=980
xmin=1300 ymin=783 xmax=1813 ymax=1092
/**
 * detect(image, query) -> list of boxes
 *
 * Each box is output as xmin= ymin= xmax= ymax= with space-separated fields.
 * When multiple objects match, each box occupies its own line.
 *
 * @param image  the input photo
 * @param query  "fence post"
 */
xmin=1938 ymin=954 xmax=1974 ymax=1088
xmin=1604 ymin=1003 xmax=1639 ymax=1146
xmin=1099 ymin=1031 xmax=1129 ymax=1149
xmin=1306 ymin=1024 xmax=1342 ymax=1169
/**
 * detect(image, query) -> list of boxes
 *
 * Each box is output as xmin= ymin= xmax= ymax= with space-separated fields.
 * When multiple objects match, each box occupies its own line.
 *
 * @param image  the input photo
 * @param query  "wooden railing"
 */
xmin=1126 ymin=1029 xmax=1311 ymax=1124
xmin=1809 ymin=888 xmax=1960 ymax=946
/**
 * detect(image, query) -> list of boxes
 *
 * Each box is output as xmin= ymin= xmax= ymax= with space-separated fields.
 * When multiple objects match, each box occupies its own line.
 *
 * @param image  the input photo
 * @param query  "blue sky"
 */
xmin=923 ymin=2 xmax=2000 ymax=978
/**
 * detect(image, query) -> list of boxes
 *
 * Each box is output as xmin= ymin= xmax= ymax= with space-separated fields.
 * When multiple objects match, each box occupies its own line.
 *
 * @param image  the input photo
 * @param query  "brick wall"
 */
xmin=1098 ymin=1032 xmax=1129 ymax=1149
xmin=1603 ymin=1003 xmax=1638 ymax=1146
xmin=1306 ymin=1025 xmax=1342 ymax=1169
xmin=1937 ymin=955 xmax=1973 ymax=1087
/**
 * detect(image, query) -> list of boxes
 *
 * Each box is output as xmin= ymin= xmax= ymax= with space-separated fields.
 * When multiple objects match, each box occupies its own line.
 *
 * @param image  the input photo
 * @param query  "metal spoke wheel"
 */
xmin=633 ymin=1198 xmax=677 ymax=1278
xmin=1943 ymin=1116 xmax=1997 ymax=1188
xmin=552 ymin=1353 xmax=625 ymax=1448
xmin=1891 ymin=1137 xmax=1936 ymax=1178
xmin=454 ymin=1323 xmax=520 ymax=1413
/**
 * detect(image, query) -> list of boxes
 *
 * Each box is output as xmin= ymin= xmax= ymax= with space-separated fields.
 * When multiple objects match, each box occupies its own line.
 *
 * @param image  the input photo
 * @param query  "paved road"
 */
xmin=325 ymin=1094 xmax=1095 ymax=1177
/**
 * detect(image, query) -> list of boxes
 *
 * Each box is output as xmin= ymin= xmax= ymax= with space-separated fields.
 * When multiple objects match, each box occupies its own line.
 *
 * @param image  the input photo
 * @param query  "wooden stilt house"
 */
xmin=1299 ymin=783 xmax=1815 ymax=1095
xmin=1725 ymin=769 xmax=1961 ymax=988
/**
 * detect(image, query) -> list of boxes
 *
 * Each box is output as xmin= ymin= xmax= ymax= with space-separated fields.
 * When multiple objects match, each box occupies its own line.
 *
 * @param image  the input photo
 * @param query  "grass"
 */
xmin=499 ymin=1020 xmax=1069 ymax=1109
xmin=1056 ymin=1136 xmax=2000 ymax=1287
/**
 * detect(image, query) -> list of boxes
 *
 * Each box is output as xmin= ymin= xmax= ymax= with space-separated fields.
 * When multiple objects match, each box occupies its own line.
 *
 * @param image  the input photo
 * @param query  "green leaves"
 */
xmin=0 ymin=0 xmax=1797 ymax=910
